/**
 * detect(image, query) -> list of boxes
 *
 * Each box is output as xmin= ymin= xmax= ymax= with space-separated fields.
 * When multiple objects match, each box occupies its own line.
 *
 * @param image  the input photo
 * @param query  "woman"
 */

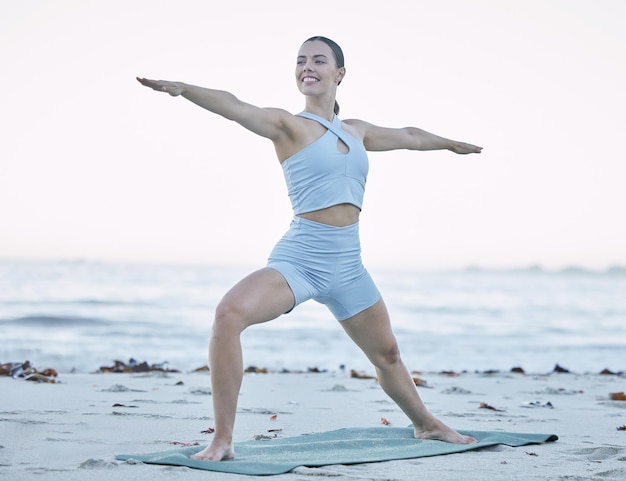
xmin=138 ymin=36 xmax=482 ymax=461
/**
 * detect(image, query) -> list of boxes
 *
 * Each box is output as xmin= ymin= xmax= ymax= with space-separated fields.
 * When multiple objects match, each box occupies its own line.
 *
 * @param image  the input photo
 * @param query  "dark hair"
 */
xmin=304 ymin=36 xmax=344 ymax=115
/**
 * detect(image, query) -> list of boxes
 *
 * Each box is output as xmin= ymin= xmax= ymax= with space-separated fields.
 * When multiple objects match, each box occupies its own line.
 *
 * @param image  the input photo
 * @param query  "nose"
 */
xmin=302 ymin=59 xmax=314 ymax=71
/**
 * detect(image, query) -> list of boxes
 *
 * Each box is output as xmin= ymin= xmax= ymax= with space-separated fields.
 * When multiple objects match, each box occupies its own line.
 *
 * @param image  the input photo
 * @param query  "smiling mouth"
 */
xmin=302 ymin=76 xmax=319 ymax=84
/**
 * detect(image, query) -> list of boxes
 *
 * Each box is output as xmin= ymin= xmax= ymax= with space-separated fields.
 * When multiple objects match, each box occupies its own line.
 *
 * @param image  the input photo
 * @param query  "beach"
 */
xmin=1 ymin=260 xmax=625 ymax=479
xmin=2 ymin=366 xmax=625 ymax=480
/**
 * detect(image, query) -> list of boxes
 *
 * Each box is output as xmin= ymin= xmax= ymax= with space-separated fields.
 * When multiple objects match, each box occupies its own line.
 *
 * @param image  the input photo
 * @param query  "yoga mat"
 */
xmin=116 ymin=427 xmax=558 ymax=475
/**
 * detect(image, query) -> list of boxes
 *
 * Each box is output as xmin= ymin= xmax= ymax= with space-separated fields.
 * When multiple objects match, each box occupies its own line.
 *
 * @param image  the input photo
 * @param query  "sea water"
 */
xmin=0 ymin=260 xmax=624 ymax=375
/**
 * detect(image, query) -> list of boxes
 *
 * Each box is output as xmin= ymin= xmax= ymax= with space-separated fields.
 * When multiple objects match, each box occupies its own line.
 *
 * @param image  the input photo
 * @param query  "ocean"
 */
xmin=1 ymin=259 xmax=624 ymax=375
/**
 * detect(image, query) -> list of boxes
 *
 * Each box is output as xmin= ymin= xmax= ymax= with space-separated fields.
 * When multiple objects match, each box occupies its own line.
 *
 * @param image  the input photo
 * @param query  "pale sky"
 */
xmin=1 ymin=0 xmax=625 ymax=271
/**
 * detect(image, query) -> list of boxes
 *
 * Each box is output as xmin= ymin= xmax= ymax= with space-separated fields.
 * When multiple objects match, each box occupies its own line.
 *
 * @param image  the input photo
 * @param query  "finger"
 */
xmin=136 ymin=77 xmax=155 ymax=88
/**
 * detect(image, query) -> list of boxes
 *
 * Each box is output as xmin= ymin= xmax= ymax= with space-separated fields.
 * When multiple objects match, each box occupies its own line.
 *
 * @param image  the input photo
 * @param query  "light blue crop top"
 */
xmin=281 ymin=112 xmax=369 ymax=215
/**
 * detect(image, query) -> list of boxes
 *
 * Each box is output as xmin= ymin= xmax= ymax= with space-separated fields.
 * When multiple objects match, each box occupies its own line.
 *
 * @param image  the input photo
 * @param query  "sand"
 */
xmin=2 ymin=367 xmax=625 ymax=480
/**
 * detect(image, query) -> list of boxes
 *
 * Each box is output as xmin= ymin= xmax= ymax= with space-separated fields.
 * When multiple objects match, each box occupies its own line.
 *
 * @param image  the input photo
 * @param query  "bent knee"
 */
xmin=372 ymin=343 xmax=402 ymax=367
xmin=212 ymin=299 xmax=248 ymax=334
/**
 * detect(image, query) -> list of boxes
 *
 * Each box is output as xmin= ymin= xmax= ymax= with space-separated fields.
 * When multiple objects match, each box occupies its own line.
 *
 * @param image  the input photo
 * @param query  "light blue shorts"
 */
xmin=267 ymin=217 xmax=381 ymax=321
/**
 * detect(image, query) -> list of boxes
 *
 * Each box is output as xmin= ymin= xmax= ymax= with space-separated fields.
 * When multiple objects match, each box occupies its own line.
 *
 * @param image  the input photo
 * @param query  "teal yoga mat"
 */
xmin=116 ymin=427 xmax=558 ymax=475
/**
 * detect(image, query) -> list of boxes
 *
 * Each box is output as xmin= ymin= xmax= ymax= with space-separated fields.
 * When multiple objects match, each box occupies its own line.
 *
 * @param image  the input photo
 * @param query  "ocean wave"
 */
xmin=2 ymin=315 xmax=112 ymax=326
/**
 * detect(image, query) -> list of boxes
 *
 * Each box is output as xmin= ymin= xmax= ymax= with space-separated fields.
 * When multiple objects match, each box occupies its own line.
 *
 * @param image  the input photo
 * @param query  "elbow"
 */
xmin=406 ymin=127 xmax=449 ymax=151
xmin=405 ymin=127 xmax=428 ymax=150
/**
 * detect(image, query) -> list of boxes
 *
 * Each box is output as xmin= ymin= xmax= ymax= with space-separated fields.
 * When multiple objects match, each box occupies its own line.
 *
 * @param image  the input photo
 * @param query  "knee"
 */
xmin=212 ymin=298 xmax=247 ymax=337
xmin=372 ymin=342 xmax=402 ymax=368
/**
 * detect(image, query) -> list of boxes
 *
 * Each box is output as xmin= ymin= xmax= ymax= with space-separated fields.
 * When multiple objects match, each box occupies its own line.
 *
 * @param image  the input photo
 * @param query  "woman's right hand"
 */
xmin=136 ymin=77 xmax=184 ymax=96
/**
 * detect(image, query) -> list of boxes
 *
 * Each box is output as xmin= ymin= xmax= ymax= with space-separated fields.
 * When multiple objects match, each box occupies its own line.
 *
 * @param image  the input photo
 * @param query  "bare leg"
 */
xmin=340 ymin=299 xmax=476 ymax=444
xmin=191 ymin=268 xmax=295 ymax=461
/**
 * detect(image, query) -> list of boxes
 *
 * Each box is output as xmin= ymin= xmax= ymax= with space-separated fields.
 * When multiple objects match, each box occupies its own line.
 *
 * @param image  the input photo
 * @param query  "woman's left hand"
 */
xmin=450 ymin=141 xmax=483 ymax=154
xmin=136 ymin=77 xmax=184 ymax=96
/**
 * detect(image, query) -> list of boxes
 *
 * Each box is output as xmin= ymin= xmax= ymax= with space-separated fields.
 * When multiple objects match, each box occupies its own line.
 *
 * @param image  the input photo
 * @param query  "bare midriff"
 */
xmin=297 ymin=203 xmax=360 ymax=227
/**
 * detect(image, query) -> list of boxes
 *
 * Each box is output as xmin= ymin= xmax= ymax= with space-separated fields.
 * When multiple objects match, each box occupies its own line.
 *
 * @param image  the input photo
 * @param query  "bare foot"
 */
xmin=190 ymin=438 xmax=235 ymax=461
xmin=414 ymin=420 xmax=477 ymax=444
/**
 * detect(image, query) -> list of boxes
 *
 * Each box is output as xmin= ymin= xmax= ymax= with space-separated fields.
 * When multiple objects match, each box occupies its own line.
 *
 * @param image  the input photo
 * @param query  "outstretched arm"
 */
xmin=136 ymin=78 xmax=289 ymax=141
xmin=345 ymin=119 xmax=482 ymax=154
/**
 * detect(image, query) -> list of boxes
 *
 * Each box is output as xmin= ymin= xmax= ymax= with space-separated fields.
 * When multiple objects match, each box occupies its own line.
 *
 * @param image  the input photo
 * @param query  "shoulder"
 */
xmin=341 ymin=118 xmax=370 ymax=142
xmin=254 ymin=108 xmax=308 ymax=142
xmin=341 ymin=118 xmax=393 ymax=149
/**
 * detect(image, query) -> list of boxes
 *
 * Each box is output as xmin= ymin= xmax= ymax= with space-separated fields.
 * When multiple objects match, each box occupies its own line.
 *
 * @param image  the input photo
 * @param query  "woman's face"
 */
xmin=295 ymin=40 xmax=345 ymax=96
